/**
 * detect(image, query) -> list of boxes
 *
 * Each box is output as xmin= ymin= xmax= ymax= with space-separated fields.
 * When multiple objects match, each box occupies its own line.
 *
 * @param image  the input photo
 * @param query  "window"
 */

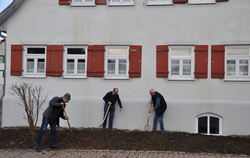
xmin=196 ymin=113 xmax=222 ymax=135
xmin=225 ymin=46 xmax=250 ymax=81
xmin=188 ymin=0 xmax=215 ymax=4
xmin=23 ymin=46 xmax=46 ymax=77
xmin=64 ymin=46 xmax=87 ymax=78
xmin=147 ymin=0 xmax=172 ymax=5
xmin=109 ymin=0 xmax=134 ymax=6
xmin=71 ymin=0 xmax=95 ymax=6
xmin=105 ymin=46 xmax=129 ymax=79
xmin=169 ymin=46 xmax=194 ymax=80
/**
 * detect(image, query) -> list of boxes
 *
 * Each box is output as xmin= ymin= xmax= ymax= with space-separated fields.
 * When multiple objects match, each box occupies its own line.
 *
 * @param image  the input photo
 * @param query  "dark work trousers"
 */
xmin=103 ymin=103 xmax=115 ymax=129
xmin=35 ymin=116 xmax=57 ymax=146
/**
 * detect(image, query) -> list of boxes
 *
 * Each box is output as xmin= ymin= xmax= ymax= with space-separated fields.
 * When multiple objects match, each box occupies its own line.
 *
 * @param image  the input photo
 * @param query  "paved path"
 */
xmin=0 ymin=150 xmax=249 ymax=158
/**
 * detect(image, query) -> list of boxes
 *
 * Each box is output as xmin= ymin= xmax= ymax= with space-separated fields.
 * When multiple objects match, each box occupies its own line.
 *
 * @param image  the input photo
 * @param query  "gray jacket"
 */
xmin=43 ymin=96 xmax=66 ymax=124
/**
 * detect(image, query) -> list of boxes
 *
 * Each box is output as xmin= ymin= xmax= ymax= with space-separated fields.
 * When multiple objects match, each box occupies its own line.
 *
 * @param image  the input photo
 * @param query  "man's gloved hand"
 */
xmin=64 ymin=116 xmax=69 ymax=120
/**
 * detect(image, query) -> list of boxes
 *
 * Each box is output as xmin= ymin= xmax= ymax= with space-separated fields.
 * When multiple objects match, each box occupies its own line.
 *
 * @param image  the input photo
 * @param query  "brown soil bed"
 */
xmin=0 ymin=127 xmax=250 ymax=155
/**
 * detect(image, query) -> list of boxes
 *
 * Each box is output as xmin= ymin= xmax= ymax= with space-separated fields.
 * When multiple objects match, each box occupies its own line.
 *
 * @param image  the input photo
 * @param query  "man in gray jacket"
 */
xmin=35 ymin=93 xmax=71 ymax=152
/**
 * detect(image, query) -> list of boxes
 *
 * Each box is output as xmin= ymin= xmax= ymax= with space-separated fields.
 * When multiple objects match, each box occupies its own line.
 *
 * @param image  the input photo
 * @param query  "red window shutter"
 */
xmin=11 ymin=45 xmax=23 ymax=76
xmin=46 ymin=45 xmax=64 ymax=77
xmin=129 ymin=45 xmax=142 ymax=78
xmin=87 ymin=45 xmax=105 ymax=77
xmin=173 ymin=0 xmax=188 ymax=3
xmin=156 ymin=45 xmax=169 ymax=78
xmin=59 ymin=0 xmax=70 ymax=5
xmin=216 ymin=0 xmax=228 ymax=2
xmin=211 ymin=45 xmax=225 ymax=79
xmin=95 ymin=0 xmax=106 ymax=5
xmin=194 ymin=45 xmax=208 ymax=78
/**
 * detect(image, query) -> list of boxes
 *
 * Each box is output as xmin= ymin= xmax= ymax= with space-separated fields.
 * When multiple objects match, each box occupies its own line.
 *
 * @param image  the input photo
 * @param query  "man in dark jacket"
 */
xmin=148 ymin=89 xmax=167 ymax=131
xmin=34 ymin=93 xmax=71 ymax=152
xmin=102 ymin=88 xmax=122 ymax=129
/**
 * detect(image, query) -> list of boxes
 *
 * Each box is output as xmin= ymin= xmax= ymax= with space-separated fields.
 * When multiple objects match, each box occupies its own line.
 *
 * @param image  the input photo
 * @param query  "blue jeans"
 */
xmin=152 ymin=113 xmax=164 ymax=131
xmin=35 ymin=117 xmax=57 ymax=146
xmin=103 ymin=103 xmax=115 ymax=129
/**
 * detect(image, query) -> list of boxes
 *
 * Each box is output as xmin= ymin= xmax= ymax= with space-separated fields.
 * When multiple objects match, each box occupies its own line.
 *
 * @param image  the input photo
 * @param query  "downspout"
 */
xmin=0 ymin=41 xmax=6 ymax=127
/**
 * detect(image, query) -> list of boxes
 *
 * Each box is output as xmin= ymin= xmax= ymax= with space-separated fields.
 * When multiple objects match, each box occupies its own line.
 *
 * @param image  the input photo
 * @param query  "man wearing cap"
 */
xmin=148 ymin=89 xmax=167 ymax=131
xmin=102 ymin=88 xmax=122 ymax=129
xmin=35 ymin=93 xmax=71 ymax=152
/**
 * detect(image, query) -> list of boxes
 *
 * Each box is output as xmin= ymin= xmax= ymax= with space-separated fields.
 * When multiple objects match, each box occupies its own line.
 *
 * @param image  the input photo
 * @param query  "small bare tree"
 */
xmin=11 ymin=82 xmax=47 ymax=139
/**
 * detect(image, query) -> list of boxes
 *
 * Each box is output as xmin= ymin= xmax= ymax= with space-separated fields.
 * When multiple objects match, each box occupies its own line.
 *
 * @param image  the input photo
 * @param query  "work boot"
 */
xmin=49 ymin=144 xmax=60 ymax=150
xmin=34 ymin=145 xmax=41 ymax=152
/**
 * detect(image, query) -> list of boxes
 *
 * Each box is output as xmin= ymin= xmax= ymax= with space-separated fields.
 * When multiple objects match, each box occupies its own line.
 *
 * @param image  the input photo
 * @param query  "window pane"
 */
xmin=27 ymin=59 xmax=34 ymax=73
xmin=183 ymin=59 xmax=191 ymax=75
xmin=37 ymin=59 xmax=45 ymax=73
xmin=210 ymin=117 xmax=219 ymax=134
xmin=171 ymin=48 xmax=192 ymax=56
xmin=107 ymin=59 xmax=116 ymax=74
xmin=171 ymin=60 xmax=179 ymax=75
xmin=27 ymin=48 xmax=45 ymax=54
xmin=227 ymin=60 xmax=236 ymax=76
xmin=73 ymin=0 xmax=83 ymax=2
xmin=77 ymin=59 xmax=85 ymax=74
xmin=67 ymin=59 xmax=74 ymax=74
xmin=110 ymin=0 xmax=121 ymax=2
xmin=119 ymin=59 xmax=127 ymax=74
xmin=239 ymin=60 xmax=248 ymax=76
xmin=227 ymin=48 xmax=249 ymax=56
xmin=198 ymin=117 xmax=207 ymax=134
xmin=67 ymin=48 xmax=85 ymax=55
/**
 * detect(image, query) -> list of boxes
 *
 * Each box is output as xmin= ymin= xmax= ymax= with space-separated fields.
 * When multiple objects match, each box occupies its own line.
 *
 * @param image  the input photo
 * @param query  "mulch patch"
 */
xmin=0 ymin=127 xmax=250 ymax=155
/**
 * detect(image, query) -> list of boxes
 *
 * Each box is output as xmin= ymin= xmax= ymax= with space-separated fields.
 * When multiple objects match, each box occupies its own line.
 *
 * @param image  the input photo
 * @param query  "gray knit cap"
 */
xmin=63 ymin=93 xmax=71 ymax=100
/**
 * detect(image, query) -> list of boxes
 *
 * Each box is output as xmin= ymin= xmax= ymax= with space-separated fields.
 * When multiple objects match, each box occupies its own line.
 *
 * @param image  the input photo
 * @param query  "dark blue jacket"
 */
xmin=151 ymin=92 xmax=167 ymax=116
xmin=43 ymin=97 xmax=66 ymax=125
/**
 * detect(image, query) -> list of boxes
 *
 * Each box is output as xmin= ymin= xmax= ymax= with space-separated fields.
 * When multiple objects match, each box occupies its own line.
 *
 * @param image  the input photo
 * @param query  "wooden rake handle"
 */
xmin=61 ymin=105 xmax=71 ymax=129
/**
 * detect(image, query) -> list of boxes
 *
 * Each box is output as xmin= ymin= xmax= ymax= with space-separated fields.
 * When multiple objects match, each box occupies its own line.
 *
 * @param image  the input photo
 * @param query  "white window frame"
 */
xmin=188 ymin=0 xmax=216 ymax=4
xmin=168 ymin=46 xmax=195 ymax=81
xmin=195 ymin=113 xmax=223 ymax=136
xmin=225 ymin=46 xmax=250 ymax=81
xmin=71 ymin=0 xmax=95 ymax=6
xmin=147 ymin=0 xmax=173 ymax=6
xmin=63 ymin=46 xmax=87 ymax=79
xmin=105 ymin=46 xmax=129 ymax=79
xmin=108 ymin=0 xmax=134 ymax=6
xmin=23 ymin=46 xmax=46 ymax=78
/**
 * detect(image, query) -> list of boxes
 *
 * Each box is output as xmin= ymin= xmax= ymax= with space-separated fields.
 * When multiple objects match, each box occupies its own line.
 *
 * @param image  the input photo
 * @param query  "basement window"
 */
xmin=196 ymin=113 xmax=222 ymax=135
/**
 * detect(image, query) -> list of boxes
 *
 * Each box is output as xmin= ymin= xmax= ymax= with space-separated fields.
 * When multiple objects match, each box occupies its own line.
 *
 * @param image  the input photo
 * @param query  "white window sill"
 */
xmin=146 ymin=2 xmax=173 ymax=6
xmin=22 ymin=74 xmax=46 ymax=79
xmin=168 ymin=76 xmax=195 ymax=81
xmin=104 ymin=76 xmax=129 ymax=80
xmin=224 ymin=78 xmax=250 ymax=82
xmin=70 ymin=3 xmax=95 ymax=7
xmin=63 ymin=75 xmax=87 ymax=79
xmin=108 ymin=2 xmax=134 ymax=6
xmin=188 ymin=2 xmax=216 ymax=5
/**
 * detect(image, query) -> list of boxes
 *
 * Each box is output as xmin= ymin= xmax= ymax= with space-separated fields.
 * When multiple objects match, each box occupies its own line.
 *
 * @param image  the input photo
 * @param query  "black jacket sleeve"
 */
xmin=117 ymin=95 xmax=122 ymax=109
xmin=49 ymin=97 xmax=61 ymax=107
xmin=103 ymin=92 xmax=111 ymax=103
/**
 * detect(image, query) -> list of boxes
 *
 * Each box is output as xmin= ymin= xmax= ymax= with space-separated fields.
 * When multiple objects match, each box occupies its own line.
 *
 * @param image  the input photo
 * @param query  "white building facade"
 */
xmin=0 ymin=0 xmax=250 ymax=136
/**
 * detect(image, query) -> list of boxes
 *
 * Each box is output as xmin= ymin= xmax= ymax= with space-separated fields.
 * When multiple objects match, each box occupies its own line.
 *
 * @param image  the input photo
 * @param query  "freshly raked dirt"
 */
xmin=0 ymin=127 xmax=250 ymax=155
